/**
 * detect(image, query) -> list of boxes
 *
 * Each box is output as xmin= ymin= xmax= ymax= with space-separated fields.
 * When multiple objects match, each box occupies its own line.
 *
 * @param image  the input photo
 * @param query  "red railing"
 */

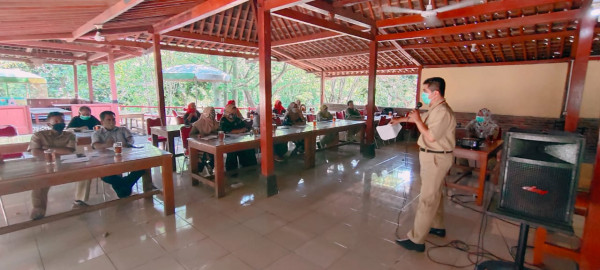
xmin=118 ymin=105 xmax=256 ymax=118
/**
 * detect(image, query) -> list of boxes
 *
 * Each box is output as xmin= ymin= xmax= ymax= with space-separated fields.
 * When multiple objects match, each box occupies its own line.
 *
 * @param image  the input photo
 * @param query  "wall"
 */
xmin=580 ymin=61 xmax=600 ymax=118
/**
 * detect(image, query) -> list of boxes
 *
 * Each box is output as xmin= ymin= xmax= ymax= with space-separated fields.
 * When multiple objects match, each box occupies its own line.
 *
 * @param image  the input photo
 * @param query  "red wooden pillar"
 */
xmin=415 ymin=67 xmax=422 ymax=107
xmin=73 ymin=64 xmax=79 ymax=99
xmin=86 ymin=62 xmax=94 ymax=102
xmin=257 ymin=0 xmax=276 ymax=194
xmin=320 ymin=71 xmax=325 ymax=106
xmin=564 ymin=0 xmax=594 ymax=132
xmin=153 ymin=33 xmax=167 ymax=125
xmin=107 ymin=50 xmax=118 ymax=104
xmin=362 ymin=28 xmax=378 ymax=158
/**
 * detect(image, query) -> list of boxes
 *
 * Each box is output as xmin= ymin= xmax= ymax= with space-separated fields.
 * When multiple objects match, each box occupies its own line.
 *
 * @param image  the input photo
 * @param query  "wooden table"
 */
xmin=449 ymin=139 xmax=504 ymax=206
xmin=187 ymin=120 xmax=366 ymax=198
xmin=150 ymin=125 xmax=184 ymax=171
xmin=120 ymin=113 xmax=146 ymax=134
xmin=0 ymin=131 xmax=93 ymax=156
xmin=0 ymin=145 xmax=174 ymax=234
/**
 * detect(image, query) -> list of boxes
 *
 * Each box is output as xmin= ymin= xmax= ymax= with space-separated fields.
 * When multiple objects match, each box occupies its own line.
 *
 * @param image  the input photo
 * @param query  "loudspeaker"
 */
xmin=498 ymin=128 xmax=584 ymax=231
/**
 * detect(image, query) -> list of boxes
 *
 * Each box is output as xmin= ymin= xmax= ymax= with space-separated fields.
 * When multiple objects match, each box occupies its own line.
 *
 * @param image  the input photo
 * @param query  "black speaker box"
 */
xmin=498 ymin=128 xmax=584 ymax=231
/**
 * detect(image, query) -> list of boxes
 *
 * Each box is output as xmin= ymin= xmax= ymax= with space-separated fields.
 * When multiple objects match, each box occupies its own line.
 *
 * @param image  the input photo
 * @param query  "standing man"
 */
xmin=92 ymin=111 xmax=145 ymax=198
xmin=390 ymin=77 xmax=456 ymax=252
xmin=28 ymin=112 xmax=76 ymax=220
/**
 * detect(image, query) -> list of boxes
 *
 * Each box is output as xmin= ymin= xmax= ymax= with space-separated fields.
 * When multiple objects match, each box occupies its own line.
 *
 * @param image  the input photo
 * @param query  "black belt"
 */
xmin=419 ymin=148 xmax=452 ymax=154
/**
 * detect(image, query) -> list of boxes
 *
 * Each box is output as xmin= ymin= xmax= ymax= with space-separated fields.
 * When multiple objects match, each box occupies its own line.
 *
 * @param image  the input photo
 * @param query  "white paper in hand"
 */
xmin=376 ymin=123 xmax=402 ymax=140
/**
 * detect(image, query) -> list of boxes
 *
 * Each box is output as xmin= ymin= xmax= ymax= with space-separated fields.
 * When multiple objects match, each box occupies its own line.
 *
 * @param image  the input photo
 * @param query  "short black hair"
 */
xmin=47 ymin=111 xmax=64 ymax=120
xmin=99 ymin=110 xmax=115 ymax=121
xmin=423 ymin=77 xmax=446 ymax=97
xmin=79 ymin=106 xmax=91 ymax=112
xmin=347 ymin=100 xmax=354 ymax=106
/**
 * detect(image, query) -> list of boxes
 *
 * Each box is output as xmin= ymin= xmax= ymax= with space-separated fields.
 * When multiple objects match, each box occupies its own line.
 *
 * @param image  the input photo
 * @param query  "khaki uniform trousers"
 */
xmin=407 ymin=151 xmax=453 ymax=244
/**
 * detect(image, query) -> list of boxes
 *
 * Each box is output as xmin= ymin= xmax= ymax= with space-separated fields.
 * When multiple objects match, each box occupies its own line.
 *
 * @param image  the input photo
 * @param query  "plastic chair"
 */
xmin=335 ymin=111 xmax=344 ymax=120
xmin=374 ymin=116 xmax=391 ymax=148
xmin=216 ymin=113 xmax=223 ymax=121
xmin=306 ymin=114 xmax=316 ymax=122
xmin=146 ymin=118 xmax=167 ymax=148
xmin=171 ymin=109 xmax=178 ymax=117
xmin=175 ymin=116 xmax=185 ymax=125
xmin=179 ymin=126 xmax=192 ymax=174
xmin=274 ymin=117 xmax=282 ymax=126
xmin=359 ymin=110 xmax=365 ymax=116
xmin=0 ymin=125 xmax=23 ymax=159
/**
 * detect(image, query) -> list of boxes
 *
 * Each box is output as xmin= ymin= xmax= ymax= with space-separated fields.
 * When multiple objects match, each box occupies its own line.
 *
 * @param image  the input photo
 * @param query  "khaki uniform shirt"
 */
xmin=27 ymin=130 xmax=76 ymax=152
xmin=92 ymin=126 xmax=134 ymax=147
xmin=417 ymin=99 xmax=456 ymax=152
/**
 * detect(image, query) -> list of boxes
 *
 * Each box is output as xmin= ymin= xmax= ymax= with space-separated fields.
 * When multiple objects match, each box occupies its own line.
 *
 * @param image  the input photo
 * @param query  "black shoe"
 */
xmin=395 ymin=238 xmax=425 ymax=252
xmin=429 ymin=228 xmax=446 ymax=237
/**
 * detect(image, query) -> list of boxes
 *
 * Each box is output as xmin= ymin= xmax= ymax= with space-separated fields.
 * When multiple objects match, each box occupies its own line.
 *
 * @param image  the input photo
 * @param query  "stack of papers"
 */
xmin=376 ymin=123 xmax=402 ymax=140
xmin=60 ymin=154 xmax=89 ymax=164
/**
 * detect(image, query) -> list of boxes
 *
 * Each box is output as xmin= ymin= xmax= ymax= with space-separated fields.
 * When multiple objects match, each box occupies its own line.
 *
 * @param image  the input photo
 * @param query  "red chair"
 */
xmin=359 ymin=110 xmax=365 ymax=116
xmin=216 ymin=113 xmax=223 ymax=121
xmin=306 ymin=114 xmax=316 ymax=122
xmin=146 ymin=118 xmax=167 ymax=147
xmin=171 ymin=109 xmax=178 ymax=118
xmin=0 ymin=125 xmax=23 ymax=159
xmin=175 ymin=116 xmax=185 ymax=125
xmin=335 ymin=111 xmax=344 ymax=120
xmin=179 ymin=126 xmax=192 ymax=173
xmin=378 ymin=115 xmax=390 ymax=126
xmin=274 ymin=117 xmax=282 ymax=126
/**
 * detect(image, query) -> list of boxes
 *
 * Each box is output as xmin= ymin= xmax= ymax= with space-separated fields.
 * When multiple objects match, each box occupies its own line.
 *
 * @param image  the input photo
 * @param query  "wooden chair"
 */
xmin=216 ymin=113 xmax=223 ymax=121
xmin=306 ymin=114 xmax=316 ymax=122
xmin=171 ymin=109 xmax=178 ymax=118
xmin=175 ymin=116 xmax=185 ymax=125
xmin=0 ymin=125 xmax=23 ymax=159
xmin=146 ymin=118 xmax=167 ymax=148
xmin=335 ymin=111 xmax=344 ymax=120
xmin=179 ymin=126 xmax=192 ymax=174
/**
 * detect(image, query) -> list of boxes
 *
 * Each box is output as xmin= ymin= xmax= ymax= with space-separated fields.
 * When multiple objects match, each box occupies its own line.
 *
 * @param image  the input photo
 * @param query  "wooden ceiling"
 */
xmin=0 ymin=0 xmax=598 ymax=76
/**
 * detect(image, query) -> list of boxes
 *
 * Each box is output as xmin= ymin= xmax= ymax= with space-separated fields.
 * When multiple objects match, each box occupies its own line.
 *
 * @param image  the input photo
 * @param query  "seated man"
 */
xmin=28 ymin=112 xmax=76 ymax=220
xmin=92 ymin=111 xmax=145 ymax=198
xmin=344 ymin=100 xmax=363 ymax=142
xmin=67 ymin=106 xmax=101 ymax=130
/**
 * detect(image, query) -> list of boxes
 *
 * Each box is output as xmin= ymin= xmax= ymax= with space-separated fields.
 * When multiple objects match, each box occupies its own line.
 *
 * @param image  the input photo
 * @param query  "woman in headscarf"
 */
xmin=465 ymin=108 xmax=500 ymax=140
xmin=273 ymin=100 xmax=286 ymax=115
xmin=283 ymin=102 xmax=306 ymax=154
xmin=251 ymin=107 xmax=288 ymax=162
xmin=190 ymin=107 xmax=219 ymax=174
xmin=183 ymin=102 xmax=201 ymax=125
xmin=317 ymin=104 xmax=336 ymax=148
xmin=219 ymin=104 xmax=257 ymax=172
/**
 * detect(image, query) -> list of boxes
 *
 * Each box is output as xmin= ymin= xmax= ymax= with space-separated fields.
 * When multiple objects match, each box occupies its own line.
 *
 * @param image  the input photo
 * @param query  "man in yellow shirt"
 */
xmin=390 ymin=77 xmax=456 ymax=252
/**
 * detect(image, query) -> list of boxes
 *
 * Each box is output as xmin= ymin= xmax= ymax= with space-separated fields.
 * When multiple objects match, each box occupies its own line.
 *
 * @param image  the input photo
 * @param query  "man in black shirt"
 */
xmin=67 ymin=106 xmax=101 ymax=130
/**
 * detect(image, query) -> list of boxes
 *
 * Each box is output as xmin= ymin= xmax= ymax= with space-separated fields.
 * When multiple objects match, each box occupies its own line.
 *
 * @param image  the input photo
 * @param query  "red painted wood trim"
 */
xmin=257 ymin=0 xmax=275 ymax=176
xmin=153 ymin=34 xmax=167 ymax=125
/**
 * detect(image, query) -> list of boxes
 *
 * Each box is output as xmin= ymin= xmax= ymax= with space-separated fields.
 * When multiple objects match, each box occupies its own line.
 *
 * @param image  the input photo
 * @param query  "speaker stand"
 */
xmin=476 ymin=222 xmax=532 ymax=270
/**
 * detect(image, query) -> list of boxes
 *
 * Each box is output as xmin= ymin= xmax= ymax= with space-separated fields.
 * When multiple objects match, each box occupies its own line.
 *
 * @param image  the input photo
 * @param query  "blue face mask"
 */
xmin=421 ymin=92 xmax=432 ymax=105
xmin=476 ymin=116 xmax=485 ymax=123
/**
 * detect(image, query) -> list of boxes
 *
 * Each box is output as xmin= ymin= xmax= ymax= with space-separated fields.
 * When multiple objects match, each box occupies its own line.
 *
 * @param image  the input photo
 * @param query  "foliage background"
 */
xmin=0 ymin=51 xmax=417 ymax=110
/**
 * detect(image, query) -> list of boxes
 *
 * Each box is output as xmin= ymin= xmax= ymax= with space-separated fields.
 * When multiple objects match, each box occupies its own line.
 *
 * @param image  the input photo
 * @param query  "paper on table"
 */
xmin=60 ymin=154 xmax=78 ymax=160
xmin=376 ymin=123 xmax=402 ymax=140
xmin=61 ymin=157 xmax=90 ymax=163
xmin=200 ymin=135 xmax=218 ymax=140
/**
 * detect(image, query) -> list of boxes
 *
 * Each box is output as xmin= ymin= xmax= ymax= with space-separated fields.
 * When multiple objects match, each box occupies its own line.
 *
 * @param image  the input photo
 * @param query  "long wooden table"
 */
xmin=187 ymin=120 xmax=366 ymax=198
xmin=449 ymin=139 xmax=504 ymax=206
xmin=0 ymin=145 xmax=174 ymax=234
xmin=150 ymin=125 xmax=184 ymax=171
xmin=0 ymin=131 xmax=93 ymax=156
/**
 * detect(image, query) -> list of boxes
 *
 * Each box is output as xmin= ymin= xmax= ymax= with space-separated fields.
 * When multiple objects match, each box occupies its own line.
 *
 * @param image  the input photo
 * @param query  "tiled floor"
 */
xmin=0 ymin=138 xmax=582 ymax=270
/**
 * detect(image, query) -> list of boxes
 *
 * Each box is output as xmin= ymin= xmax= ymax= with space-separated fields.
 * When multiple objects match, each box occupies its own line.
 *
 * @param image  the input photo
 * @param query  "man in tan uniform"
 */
xmin=27 ymin=112 xmax=76 ymax=220
xmin=390 ymin=77 xmax=456 ymax=252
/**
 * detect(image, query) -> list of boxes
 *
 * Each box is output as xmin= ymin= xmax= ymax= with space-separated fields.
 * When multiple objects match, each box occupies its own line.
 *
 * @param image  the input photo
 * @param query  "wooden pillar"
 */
xmin=362 ymin=28 xmax=378 ymax=158
xmin=564 ymin=0 xmax=594 ymax=132
xmin=72 ymin=64 xmax=79 ymax=99
xmin=107 ymin=51 xmax=118 ymax=104
xmin=153 ymin=33 xmax=167 ymax=125
xmin=320 ymin=71 xmax=325 ymax=106
xmin=257 ymin=0 xmax=276 ymax=194
xmin=86 ymin=62 xmax=94 ymax=102
xmin=415 ymin=67 xmax=422 ymax=106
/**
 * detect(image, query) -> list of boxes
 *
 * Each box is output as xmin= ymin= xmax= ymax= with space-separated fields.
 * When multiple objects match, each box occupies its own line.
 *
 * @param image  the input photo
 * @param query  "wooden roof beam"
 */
xmin=377 ymin=0 xmax=573 ymax=29
xmin=75 ymin=39 xmax=153 ymax=50
xmin=0 ymin=33 xmax=72 ymax=42
xmin=300 ymin=0 xmax=375 ymax=29
xmin=377 ymin=9 xmax=581 ymax=41
xmin=70 ymin=0 xmax=146 ymax=42
xmin=264 ymin=0 xmax=313 ymax=11
xmin=163 ymin=31 xmax=258 ymax=49
xmin=161 ymin=45 xmax=257 ymax=59
xmin=6 ymin=41 xmax=110 ymax=53
xmin=0 ymin=48 xmax=87 ymax=61
xmin=273 ymin=9 xmax=374 ymax=41
xmin=153 ymin=0 xmax=247 ymax=35
xmin=424 ymin=58 xmax=569 ymax=68
xmin=403 ymin=31 xmax=578 ymax=49
xmin=290 ymin=46 xmax=398 ymax=61
xmin=332 ymin=0 xmax=371 ymax=8
xmin=272 ymin=31 xmax=342 ymax=47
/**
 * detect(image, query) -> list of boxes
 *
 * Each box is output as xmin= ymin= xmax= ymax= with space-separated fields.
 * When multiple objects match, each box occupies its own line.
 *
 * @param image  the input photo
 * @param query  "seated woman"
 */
xmin=317 ymin=104 xmax=336 ymax=148
xmin=67 ymin=106 xmax=100 ymax=130
xmin=465 ymin=108 xmax=500 ymax=140
xmin=283 ymin=102 xmax=306 ymax=154
xmin=344 ymin=100 xmax=363 ymax=142
xmin=251 ymin=109 xmax=288 ymax=162
xmin=219 ymin=104 xmax=257 ymax=172
xmin=273 ymin=100 xmax=286 ymax=115
xmin=183 ymin=102 xmax=201 ymax=125
xmin=190 ymin=107 xmax=219 ymax=174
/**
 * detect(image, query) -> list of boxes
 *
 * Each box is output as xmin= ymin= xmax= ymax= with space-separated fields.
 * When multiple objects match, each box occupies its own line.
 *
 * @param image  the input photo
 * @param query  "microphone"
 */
xmin=415 ymin=102 xmax=423 ymax=110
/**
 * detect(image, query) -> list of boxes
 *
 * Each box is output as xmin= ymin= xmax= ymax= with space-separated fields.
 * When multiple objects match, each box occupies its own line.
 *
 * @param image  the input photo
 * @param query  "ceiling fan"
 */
xmin=382 ymin=0 xmax=484 ymax=26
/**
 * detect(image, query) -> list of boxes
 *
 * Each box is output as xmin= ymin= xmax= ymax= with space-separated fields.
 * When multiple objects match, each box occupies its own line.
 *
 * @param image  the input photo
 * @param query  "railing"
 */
xmin=118 ymin=105 xmax=256 ymax=118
